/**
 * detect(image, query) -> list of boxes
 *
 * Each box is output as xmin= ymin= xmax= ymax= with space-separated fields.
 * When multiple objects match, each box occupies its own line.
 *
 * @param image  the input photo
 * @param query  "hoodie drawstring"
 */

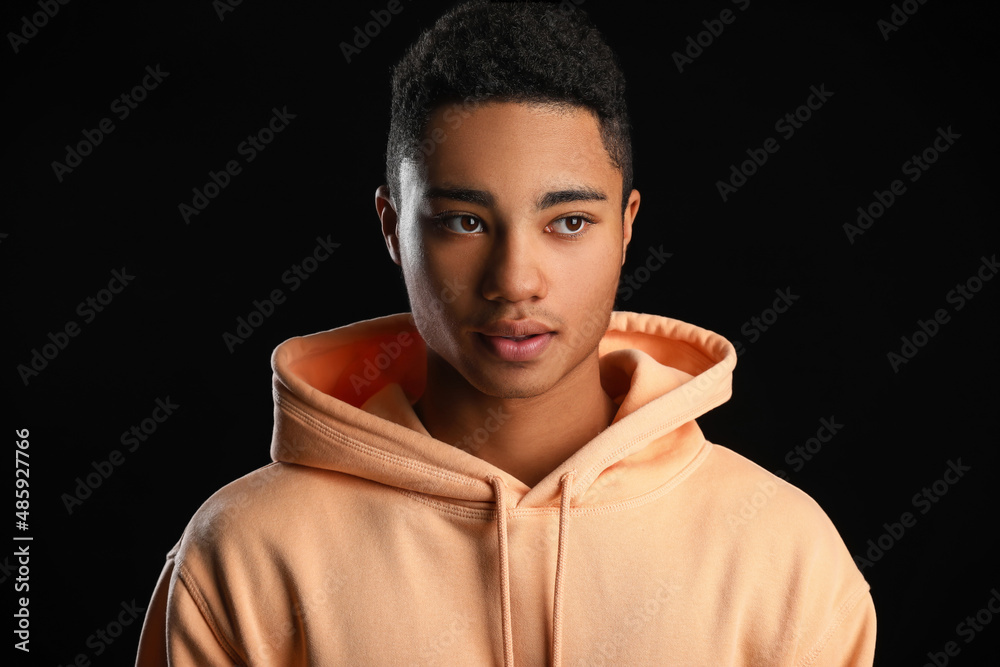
xmin=490 ymin=477 xmax=515 ymax=667
xmin=491 ymin=472 xmax=576 ymax=667
xmin=552 ymin=471 xmax=575 ymax=667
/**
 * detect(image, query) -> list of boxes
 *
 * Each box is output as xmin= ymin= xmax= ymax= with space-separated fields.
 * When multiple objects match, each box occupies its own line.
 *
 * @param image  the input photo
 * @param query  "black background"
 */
xmin=4 ymin=0 xmax=998 ymax=664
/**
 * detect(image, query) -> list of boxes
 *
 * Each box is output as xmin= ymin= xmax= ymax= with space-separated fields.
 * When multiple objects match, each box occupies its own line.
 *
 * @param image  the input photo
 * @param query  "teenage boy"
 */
xmin=137 ymin=2 xmax=875 ymax=664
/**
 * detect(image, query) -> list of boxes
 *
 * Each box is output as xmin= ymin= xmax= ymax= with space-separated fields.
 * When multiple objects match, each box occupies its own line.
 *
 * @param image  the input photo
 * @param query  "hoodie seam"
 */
xmin=393 ymin=488 xmax=496 ymax=519
xmin=578 ymin=392 xmax=729 ymax=493
xmin=511 ymin=439 xmax=711 ymax=517
xmin=559 ymin=439 xmax=713 ymax=516
xmin=795 ymin=581 xmax=872 ymax=666
xmin=176 ymin=561 xmax=244 ymax=665
xmin=277 ymin=394 xmax=485 ymax=491
xmin=391 ymin=442 xmax=712 ymax=519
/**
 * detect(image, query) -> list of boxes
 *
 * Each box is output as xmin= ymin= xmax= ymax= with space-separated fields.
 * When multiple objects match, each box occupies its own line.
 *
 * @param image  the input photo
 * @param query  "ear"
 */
xmin=621 ymin=188 xmax=640 ymax=266
xmin=375 ymin=185 xmax=402 ymax=266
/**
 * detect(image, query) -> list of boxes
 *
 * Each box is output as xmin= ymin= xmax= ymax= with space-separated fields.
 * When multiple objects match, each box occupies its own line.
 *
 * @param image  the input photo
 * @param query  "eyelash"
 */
xmin=433 ymin=212 xmax=597 ymax=238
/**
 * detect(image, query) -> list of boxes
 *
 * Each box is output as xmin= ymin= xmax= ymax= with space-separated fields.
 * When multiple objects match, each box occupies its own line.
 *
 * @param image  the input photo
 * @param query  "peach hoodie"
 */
xmin=136 ymin=312 xmax=875 ymax=666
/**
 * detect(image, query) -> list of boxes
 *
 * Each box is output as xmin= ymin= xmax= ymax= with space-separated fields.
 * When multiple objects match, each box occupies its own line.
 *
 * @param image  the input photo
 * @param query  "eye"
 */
xmin=547 ymin=216 xmax=591 ymax=235
xmin=438 ymin=214 xmax=484 ymax=234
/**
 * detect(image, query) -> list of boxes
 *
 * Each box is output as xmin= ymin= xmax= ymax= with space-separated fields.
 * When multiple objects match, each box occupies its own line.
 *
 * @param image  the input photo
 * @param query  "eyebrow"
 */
xmin=536 ymin=187 xmax=607 ymax=210
xmin=425 ymin=187 xmax=495 ymax=208
xmin=424 ymin=186 xmax=608 ymax=211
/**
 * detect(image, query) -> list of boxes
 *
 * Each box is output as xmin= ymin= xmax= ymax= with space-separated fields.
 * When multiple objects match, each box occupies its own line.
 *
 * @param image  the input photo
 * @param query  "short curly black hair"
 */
xmin=386 ymin=0 xmax=633 ymax=213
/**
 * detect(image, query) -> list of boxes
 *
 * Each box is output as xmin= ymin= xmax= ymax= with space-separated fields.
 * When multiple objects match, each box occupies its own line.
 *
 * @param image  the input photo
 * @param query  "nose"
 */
xmin=480 ymin=226 xmax=547 ymax=304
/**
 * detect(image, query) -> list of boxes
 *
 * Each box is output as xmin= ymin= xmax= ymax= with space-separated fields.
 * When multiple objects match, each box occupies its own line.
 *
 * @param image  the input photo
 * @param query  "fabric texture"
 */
xmin=135 ymin=311 xmax=876 ymax=666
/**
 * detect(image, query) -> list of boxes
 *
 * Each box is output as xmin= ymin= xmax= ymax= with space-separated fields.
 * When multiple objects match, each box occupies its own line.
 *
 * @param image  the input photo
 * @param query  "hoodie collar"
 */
xmin=269 ymin=311 xmax=736 ymax=509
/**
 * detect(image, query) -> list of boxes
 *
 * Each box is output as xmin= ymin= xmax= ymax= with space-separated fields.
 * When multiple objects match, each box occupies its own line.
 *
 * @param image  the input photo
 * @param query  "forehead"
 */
xmin=407 ymin=101 xmax=619 ymax=199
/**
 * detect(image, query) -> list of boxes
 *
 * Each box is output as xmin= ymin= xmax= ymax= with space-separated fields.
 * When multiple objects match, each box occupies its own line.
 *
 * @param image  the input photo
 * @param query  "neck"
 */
xmin=414 ymin=352 xmax=618 ymax=488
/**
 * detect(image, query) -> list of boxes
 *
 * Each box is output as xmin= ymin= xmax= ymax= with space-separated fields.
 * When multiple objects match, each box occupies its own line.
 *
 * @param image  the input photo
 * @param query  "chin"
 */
xmin=463 ymin=368 xmax=554 ymax=400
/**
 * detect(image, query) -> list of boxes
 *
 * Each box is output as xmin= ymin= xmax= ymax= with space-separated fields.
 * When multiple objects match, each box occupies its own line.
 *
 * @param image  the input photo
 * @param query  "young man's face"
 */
xmin=378 ymin=101 xmax=640 ymax=399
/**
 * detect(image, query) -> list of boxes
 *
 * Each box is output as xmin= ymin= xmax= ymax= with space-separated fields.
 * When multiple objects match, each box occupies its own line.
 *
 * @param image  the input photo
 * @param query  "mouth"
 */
xmin=475 ymin=320 xmax=555 ymax=362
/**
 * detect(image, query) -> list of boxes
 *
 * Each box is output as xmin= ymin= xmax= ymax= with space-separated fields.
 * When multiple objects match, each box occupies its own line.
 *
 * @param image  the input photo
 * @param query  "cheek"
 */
xmin=402 ymin=245 xmax=475 ymax=339
xmin=555 ymin=233 xmax=622 ymax=285
xmin=414 ymin=228 xmax=486 ymax=289
xmin=564 ymin=240 xmax=622 ymax=315
xmin=399 ymin=225 xmax=440 ymax=297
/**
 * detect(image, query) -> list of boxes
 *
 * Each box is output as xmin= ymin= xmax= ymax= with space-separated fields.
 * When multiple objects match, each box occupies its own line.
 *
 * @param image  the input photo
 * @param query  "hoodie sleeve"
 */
xmin=808 ymin=589 xmax=877 ymax=667
xmin=135 ymin=548 xmax=242 ymax=667
xmin=135 ymin=552 xmax=172 ymax=667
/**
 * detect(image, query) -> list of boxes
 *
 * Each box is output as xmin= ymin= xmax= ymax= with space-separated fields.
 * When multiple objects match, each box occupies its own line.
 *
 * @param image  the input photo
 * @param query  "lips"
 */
xmin=479 ymin=319 xmax=551 ymax=337
xmin=475 ymin=320 xmax=555 ymax=362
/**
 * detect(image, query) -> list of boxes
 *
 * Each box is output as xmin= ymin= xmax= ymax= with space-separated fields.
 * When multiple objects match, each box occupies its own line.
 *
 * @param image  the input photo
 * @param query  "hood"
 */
xmin=269 ymin=310 xmax=736 ymax=510
xmin=268 ymin=310 xmax=735 ymax=666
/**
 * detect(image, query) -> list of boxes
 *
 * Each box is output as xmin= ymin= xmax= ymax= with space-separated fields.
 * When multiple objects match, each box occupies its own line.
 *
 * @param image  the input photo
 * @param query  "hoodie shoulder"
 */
xmin=179 ymin=462 xmax=345 ymax=555
xmin=700 ymin=443 xmax=864 ymax=574
xmin=694 ymin=443 xmax=875 ymax=663
xmin=164 ymin=463 xmax=355 ymax=663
